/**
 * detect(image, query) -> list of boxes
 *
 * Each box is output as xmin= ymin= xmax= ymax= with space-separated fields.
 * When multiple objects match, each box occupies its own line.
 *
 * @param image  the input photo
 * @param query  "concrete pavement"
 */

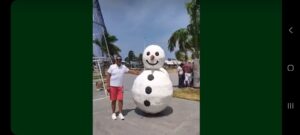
xmin=93 ymin=73 xmax=200 ymax=135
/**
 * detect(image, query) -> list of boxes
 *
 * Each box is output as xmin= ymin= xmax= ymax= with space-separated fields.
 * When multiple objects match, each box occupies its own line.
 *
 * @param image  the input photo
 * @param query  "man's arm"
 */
xmin=106 ymin=72 xmax=111 ymax=92
xmin=128 ymin=70 xmax=140 ymax=75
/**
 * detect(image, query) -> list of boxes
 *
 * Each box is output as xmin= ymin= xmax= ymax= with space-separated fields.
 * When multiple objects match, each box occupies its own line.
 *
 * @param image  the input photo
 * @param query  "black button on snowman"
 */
xmin=132 ymin=45 xmax=173 ymax=114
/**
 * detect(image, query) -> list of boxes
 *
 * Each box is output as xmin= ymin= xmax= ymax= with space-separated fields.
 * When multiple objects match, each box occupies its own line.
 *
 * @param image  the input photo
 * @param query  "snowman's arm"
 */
xmin=159 ymin=68 xmax=170 ymax=77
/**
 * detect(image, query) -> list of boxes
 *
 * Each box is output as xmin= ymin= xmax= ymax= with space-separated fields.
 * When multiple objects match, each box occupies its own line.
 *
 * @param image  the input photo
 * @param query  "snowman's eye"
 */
xmin=146 ymin=52 xmax=150 ymax=56
xmin=155 ymin=52 xmax=159 ymax=56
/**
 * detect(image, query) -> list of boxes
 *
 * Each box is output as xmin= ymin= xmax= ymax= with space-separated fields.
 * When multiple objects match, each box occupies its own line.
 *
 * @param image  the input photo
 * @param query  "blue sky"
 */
xmin=97 ymin=0 xmax=191 ymax=59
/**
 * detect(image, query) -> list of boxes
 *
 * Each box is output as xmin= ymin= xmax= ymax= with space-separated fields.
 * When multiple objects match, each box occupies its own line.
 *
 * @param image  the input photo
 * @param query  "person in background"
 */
xmin=183 ymin=61 xmax=193 ymax=87
xmin=177 ymin=63 xmax=184 ymax=88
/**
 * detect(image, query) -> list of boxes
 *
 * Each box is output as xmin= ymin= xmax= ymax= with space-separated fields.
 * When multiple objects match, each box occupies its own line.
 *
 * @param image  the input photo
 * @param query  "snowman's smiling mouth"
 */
xmin=146 ymin=60 xmax=159 ymax=66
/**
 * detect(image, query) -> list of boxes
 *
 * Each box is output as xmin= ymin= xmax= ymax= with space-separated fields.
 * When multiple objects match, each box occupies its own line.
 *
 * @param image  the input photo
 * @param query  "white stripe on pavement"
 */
xmin=93 ymin=97 xmax=108 ymax=101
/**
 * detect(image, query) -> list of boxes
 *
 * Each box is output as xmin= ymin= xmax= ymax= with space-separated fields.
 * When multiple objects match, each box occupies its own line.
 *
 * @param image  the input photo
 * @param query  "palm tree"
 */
xmin=168 ymin=28 xmax=192 ymax=61
xmin=93 ymin=39 xmax=105 ymax=57
xmin=138 ymin=53 xmax=143 ymax=66
xmin=127 ymin=50 xmax=136 ymax=66
xmin=93 ymin=33 xmax=121 ymax=58
xmin=124 ymin=57 xmax=129 ymax=66
xmin=186 ymin=0 xmax=200 ymax=58
xmin=186 ymin=0 xmax=200 ymax=88
xmin=175 ymin=50 xmax=186 ymax=61
xmin=168 ymin=0 xmax=200 ymax=87
xmin=168 ymin=0 xmax=200 ymax=60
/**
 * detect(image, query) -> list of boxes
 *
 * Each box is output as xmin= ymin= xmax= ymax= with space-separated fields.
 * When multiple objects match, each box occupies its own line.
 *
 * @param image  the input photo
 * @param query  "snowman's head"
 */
xmin=143 ymin=45 xmax=165 ymax=69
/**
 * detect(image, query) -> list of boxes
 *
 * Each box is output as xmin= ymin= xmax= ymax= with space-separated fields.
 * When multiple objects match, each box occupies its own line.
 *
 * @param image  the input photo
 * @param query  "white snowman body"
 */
xmin=132 ymin=45 xmax=173 ymax=114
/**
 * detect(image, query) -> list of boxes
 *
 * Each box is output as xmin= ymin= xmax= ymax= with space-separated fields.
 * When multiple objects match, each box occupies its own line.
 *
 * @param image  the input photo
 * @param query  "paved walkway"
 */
xmin=93 ymin=73 xmax=200 ymax=135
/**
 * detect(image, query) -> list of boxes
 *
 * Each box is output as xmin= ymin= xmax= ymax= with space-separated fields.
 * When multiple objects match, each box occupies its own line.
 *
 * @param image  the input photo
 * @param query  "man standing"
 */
xmin=183 ymin=61 xmax=193 ymax=87
xmin=177 ymin=63 xmax=184 ymax=88
xmin=106 ymin=55 xmax=139 ymax=120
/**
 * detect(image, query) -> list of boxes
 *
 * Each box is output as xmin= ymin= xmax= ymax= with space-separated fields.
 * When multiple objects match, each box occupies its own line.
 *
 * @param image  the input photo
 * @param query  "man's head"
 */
xmin=115 ymin=55 xmax=122 ymax=66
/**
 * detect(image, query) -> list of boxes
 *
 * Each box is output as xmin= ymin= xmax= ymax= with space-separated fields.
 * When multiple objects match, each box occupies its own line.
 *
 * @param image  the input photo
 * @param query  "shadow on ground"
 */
xmin=122 ymin=108 xmax=135 ymax=116
xmin=134 ymin=106 xmax=173 ymax=117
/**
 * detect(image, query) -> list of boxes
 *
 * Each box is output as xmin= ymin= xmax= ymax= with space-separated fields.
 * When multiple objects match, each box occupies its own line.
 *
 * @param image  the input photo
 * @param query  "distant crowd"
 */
xmin=177 ymin=61 xmax=194 ymax=88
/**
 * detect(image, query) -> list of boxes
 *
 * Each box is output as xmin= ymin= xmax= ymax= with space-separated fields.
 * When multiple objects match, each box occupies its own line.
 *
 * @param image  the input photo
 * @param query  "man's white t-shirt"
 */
xmin=107 ymin=64 xmax=129 ymax=87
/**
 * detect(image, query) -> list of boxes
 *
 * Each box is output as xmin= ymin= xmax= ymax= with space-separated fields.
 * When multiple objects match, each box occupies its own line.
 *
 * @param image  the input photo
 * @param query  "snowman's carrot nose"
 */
xmin=150 ymin=55 xmax=155 ymax=60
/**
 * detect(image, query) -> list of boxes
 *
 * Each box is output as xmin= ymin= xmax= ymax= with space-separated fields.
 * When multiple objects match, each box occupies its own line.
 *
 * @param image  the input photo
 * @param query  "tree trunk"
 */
xmin=193 ymin=58 xmax=200 ymax=88
xmin=185 ymin=51 xmax=188 ymax=61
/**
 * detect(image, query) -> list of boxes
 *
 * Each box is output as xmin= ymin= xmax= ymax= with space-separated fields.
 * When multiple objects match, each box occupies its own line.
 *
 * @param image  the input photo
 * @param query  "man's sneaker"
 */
xmin=118 ymin=113 xmax=125 ymax=120
xmin=111 ymin=113 xmax=117 ymax=120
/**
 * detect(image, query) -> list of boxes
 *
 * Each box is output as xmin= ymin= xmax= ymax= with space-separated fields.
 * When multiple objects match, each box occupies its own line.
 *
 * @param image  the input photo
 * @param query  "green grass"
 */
xmin=173 ymin=87 xmax=200 ymax=101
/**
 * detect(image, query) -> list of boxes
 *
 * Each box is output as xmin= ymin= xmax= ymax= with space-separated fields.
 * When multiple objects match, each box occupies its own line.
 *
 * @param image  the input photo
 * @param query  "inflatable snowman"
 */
xmin=132 ymin=45 xmax=173 ymax=114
